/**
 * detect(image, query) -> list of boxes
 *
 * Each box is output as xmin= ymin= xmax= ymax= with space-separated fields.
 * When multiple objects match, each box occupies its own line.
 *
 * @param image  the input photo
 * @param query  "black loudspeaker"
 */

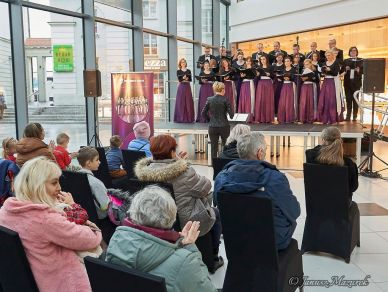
xmin=83 ymin=70 xmax=102 ymax=97
xmin=363 ymin=58 xmax=386 ymax=93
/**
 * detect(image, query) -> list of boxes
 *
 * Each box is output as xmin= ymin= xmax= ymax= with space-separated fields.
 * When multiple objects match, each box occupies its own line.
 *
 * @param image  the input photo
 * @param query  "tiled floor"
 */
xmin=191 ymin=164 xmax=388 ymax=291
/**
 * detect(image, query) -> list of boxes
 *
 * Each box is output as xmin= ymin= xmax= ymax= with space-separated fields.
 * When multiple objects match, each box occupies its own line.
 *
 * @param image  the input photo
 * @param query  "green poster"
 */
xmin=53 ymin=45 xmax=74 ymax=72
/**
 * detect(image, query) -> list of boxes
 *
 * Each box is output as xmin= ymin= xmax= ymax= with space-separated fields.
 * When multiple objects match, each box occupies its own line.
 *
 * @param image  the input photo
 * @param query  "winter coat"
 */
xmin=15 ymin=137 xmax=56 ymax=167
xmin=106 ymin=226 xmax=217 ymax=292
xmin=219 ymin=141 xmax=239 ymax=159
xmin=214 ymin=159 xmax=301 ymax=250
xmin=0 ymin=198 xmax=102 ymax=292
xmin=134 ymin=158 xmax=215 ymax=236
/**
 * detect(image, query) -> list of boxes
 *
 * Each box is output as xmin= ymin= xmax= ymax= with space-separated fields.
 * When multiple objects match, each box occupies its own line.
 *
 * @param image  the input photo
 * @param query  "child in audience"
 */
xmin=128 ymin=121 xmax=152 ymax=157
xmin=55 ymin=191 xmax=103 ymax=262
xmin=2 ymin=137 xmax=17 ymax=163
xmin=77 ymin=147 xmax=111 ymax=219
xmin=106 ymin=135 xmax=127 ymax=178
xmin=53 ymin=133 xmax=78 ymax=170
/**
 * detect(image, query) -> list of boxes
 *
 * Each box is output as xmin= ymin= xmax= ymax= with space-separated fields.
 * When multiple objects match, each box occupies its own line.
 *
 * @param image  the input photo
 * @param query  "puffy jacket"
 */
xmin=219 ymin=141 xmax=239 ymax=159
xmin=134 ymin=158 xmax=215 ymax=236
xmin=214 ymin=159 xmax=301 ymax=250
xmin=15 ymin=137 xmax=56 ymax=167
xmin=106 ymin=226 xmax=216 ymax=292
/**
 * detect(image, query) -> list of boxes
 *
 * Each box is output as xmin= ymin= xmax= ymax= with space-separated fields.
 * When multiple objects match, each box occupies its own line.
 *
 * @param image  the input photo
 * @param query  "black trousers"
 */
xmin=344 ymin=86 xmax=359 ymax=119
xmin=208 ymin=126 xmax=230 ymax=157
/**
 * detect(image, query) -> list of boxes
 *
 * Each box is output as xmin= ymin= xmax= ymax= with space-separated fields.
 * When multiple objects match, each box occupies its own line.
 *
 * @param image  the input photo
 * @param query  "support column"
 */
xmin=167 ymin=0 xmax=177 ymax=122
xmin=132 ymin=0 xmax=144 ymax=71
xmin=36 ymin=56 xmax=46 ymax=102
xmin=9 ymin=0 xmax=28 ymax=139
xmin=212 ymin=0 xmax=220 ymax=48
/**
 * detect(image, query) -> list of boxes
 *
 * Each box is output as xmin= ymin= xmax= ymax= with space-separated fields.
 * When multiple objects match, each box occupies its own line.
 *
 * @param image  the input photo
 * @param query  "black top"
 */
xmin=177 ymin=69 xmax=192 ymax=82
xmin=281 ymin=67 xmax=296 ymax=82
xmin=268 ymin=49 xmax=288 ymax=65
xmin=202 ymin=94 xmax=234 ymax=127
xmin=257 ymin=66 xmax=272 ymax=79
xmin=197 ymin=54 xmax=216 ymax=68
xmin=301 ymin=71 xmax=318 ymax=82
xmin=237 ymin=67 xmax=256 ymax=80
xmin=198 ymin=71 xmax=216 ymax=84
xmin=271 ymin=64 xmax=285 ymax=80
xmin=232 ymin=60 xmax=246 ymax=70
xmin=217 ymin=69 xmax=235 ymax=82
xmin=343 ymin=58 xmax=363 ymax=90
xmin=220 ymin=141 xmax=239 ymax=159
xmin=321 ymin=61 xmax=340 ymax=77
xmin=305 ymin=145 xmax=359 ymax=199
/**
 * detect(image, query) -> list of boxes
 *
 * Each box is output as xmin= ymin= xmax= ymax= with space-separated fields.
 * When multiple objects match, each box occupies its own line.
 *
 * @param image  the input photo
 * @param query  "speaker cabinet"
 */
xmin=83 ymin=70 xmax=102 ymax=97
xmin=363 ymin=58 xmax=386 ymax=93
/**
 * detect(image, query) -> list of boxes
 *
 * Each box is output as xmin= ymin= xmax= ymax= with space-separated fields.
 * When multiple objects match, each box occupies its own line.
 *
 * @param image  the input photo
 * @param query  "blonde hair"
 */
xmin=226 ymin=124 xmax=251 ymax=145
xmin=212 ymin=81 xmax=225 ymax=94
xmin=325 ymin=49 xmax=334 ymax=57
xmin=56 ymin=133 xmax=70 ymax=145
xmin=14 ymin=156 xmax=62 ymax=208
xmin=2 ymin=137 xmax=17 ymax=158
xmin=303 ymin=59 xmax=314 ymax=70
xmin=178 ymin=58 xmax=187 ymax=69
xmin=317 ymin=126 xmax=344 ymax=166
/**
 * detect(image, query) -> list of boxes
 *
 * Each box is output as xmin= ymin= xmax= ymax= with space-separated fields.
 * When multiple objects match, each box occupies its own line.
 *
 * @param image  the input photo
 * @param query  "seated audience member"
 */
xmin=53 ymin=133 xmax=77 ymax=170
xmin=106 ymin=135 xmax=127 ymax=178
xmin=2 ymin=137 xmax=17 ymax=163
xmin=106 ymin=185 xmax=217 ymax=292
xmin=0 ymin=157 xmax=102 ymax=292
xmin=15 ymin=122 xmax=56 ymax=167
xmin=77 ymin=146 xmax=111 ymax=219
xmin=305 ymin=126 xmax=358 ymax=203
xmin=127 ymin=121 xmax=152 ymax=157
xmin=214 ymin=132 xmax=300 ymax=250
xmin=219 ymin=124 xmax=251 ymax=159
xmin=134 ymin=135 xmax=224 ymax=272
xmin=0 ymin=156 xmax=19 ymax=206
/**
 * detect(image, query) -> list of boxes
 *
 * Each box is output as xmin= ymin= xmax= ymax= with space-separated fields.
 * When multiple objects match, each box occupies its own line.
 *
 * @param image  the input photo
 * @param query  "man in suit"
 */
xmin=268 ymin=41 xmax=288 ymax=65
xmin=289 ymin=44 xmax=305 ymax=66
xmin=251 ymin=43 xmax=268 ymax=64
xmin=305 ymin=42 xmax=325 ymax=62
xmin=326 ymin=38 xmax=343 ymax=62
xmin=197 ymin=46 xmax=216 ymax=70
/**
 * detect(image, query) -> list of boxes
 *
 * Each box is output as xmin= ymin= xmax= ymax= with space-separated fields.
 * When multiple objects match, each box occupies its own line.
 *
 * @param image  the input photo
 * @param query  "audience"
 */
xmin=53 ymin=133 xmax=77 ymax=170
xmin=134 ymin=134 xmax=224 ymax=272
xmin=77 ymin=146 xmax=110 ymax=219
xmin=106 ymin=135 xmax=127 ymax=178
xmin=128 ymin=121 xmax=152 ymax=157
xmin=0 ymin=157 xmax=102 ymax=292
xmin=106 ymin=186 xmax=217 ymax=292
xmin=15 ymin=122 xmax=56 ymax=167
xmin=219 ymin=124 xmax=251 ymax=159
xmin=2 ymin=137 xmax=17 ymax=163
xmin=305 ymin=126 xmax=358 ymax=203
xmin=214 ymin=132 xmax=300 ymax=250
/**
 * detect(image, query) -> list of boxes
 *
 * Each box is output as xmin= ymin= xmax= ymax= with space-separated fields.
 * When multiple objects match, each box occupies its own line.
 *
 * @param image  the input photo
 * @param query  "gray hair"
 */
xmin=226 ymin=124 xmax=251 ymax=145
xmin=237 ymin=132 xmax=267 ymax=160
xmin=128 ymin=185 xmax=177 ymax=229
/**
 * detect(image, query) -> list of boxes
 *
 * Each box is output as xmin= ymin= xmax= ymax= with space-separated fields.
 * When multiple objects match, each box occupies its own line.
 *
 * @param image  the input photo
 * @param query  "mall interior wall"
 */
xmin=229 ymin=0 xmax=388 ymax=42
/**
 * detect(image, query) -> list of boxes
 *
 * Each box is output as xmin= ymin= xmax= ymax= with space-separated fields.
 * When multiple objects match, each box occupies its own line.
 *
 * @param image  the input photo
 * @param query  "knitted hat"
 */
xmin=133 ymin=121 xmax=151 ymax=139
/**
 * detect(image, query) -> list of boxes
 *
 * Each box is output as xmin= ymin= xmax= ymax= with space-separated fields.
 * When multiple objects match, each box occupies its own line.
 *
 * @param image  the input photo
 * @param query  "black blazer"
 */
xmin=305 ymin=145 xmax=358 ymax=199
xmin=202 ymin=94 xmax=234 ymax=127
xmin=268 ymin=50 xmax=288 ymax=64
xmin=197 ymin=54 xmax=216 ymax=68
xmin=343 ymin=58 xmax=363 ymax=91
xmin=251 ymin=51 xmax=268 ymax=62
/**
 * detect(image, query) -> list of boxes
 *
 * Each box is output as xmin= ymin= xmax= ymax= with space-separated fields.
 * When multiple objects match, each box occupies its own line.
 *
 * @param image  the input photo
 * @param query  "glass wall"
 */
xmin=177 ymin=0 xmax=193 ymax=39
xmin=0 ymin=2 xmax=16 ymax=139
xmin=143 ymin=33 xmax=168 ymax=120
xmin=23 ymin=7 xmax=87 ymax=148
xmin=26 ymin=0 xmax=82 ymax=12
xmin=143 ymin=0 xmax=167 ymax=33
xmin=201 ymin=0 xmax=212 ymax=45
xmin=95 ymin=0 xmax=132 ymax=23
xmin=96 ymin=22 xmax=133 ymax=145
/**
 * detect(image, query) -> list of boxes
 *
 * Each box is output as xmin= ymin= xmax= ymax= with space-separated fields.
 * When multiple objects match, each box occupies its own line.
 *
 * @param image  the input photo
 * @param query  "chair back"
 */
xmin=303 ymin=163 xmax=349 ymax=220
xmin=212 ymin=157 xmax=234 ymax=180
xmin=60 ymin=171 xmax=99 ymax=223
xmin=93 ymin=147 xmax=113 ymax=188
xmin=0 ymin=226 xmax=39 ymax=292
xmin=84 ymin=256 xmax=167 ymax=292
xmin=122 ymin=150 xmax=146 ymax=178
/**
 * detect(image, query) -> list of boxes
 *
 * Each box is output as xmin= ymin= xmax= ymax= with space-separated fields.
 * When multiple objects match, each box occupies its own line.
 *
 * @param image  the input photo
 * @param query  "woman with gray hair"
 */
xmin=105 ymin=185 xmax=217 ymax=292
xmin=220 ymin=124 xmax=251 ymax=159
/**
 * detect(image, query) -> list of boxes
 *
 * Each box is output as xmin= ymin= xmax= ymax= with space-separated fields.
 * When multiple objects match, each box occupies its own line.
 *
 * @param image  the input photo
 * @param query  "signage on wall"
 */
xmin=53 ymin=45 xmax=74 ymax=72
xmin=144 ymin=59 xmax=167 ymax=71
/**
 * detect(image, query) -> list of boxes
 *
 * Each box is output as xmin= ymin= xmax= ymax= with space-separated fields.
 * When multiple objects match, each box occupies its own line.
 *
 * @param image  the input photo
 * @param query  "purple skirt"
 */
xmin=299 ymin=83 xmax=316 ymax=123
xmin=224 ymin=81 xmax=236 ymax=112
xmin=196 ymin=83 xmax=213 ymax=123
xmin=238 ymin=81 xmax=253 ymax=114
xmin=318 ymin=79 xmax=343 ymax=124
xmin=273 ymin=78 xmax=283 ymax=114
xmin=254 ymin=79 xmax=275 ymax=123
xmin=174 ymin=82 xmax=194 ymax=123
xmin=277 ymin=83 xmax=295 ymax=123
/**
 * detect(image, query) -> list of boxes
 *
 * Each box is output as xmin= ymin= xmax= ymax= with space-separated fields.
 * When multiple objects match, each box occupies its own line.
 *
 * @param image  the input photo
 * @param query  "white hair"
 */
xmin=128 ymin=185 xmax=177 ymax=229
xmin=237 ymin=132 xmax=267 ymax=160
xmin=226 ymin=124 xmax=251 ymax=145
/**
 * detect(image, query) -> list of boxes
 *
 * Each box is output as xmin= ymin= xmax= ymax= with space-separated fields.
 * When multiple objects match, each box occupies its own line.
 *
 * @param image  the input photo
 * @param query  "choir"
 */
xmin=174 ymin=39 xmax=363 ymax=125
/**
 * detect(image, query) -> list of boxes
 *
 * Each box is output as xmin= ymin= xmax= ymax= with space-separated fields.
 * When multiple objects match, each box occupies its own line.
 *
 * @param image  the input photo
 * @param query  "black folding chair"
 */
xmin=85 ymin=256 xmax=167 ymax=292
xmin=0 ymin=225 xmax=39 ymax=292
xmin=212 ymin=157 xmax=234 ymax=180
xmin=302 ymin=163 xmax=360 ymax=263
xmin=218 ymin=191 xmax=304 ymax=292
xmin=60 ymin=171 xmax=116 ymax=243
xmin=122 ymin=150 xmax=146 ymax=178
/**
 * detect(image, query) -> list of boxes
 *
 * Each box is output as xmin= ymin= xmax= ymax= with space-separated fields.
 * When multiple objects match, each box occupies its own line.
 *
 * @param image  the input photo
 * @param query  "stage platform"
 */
xmin=155 ymin=122 xmax=365 ymax=165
